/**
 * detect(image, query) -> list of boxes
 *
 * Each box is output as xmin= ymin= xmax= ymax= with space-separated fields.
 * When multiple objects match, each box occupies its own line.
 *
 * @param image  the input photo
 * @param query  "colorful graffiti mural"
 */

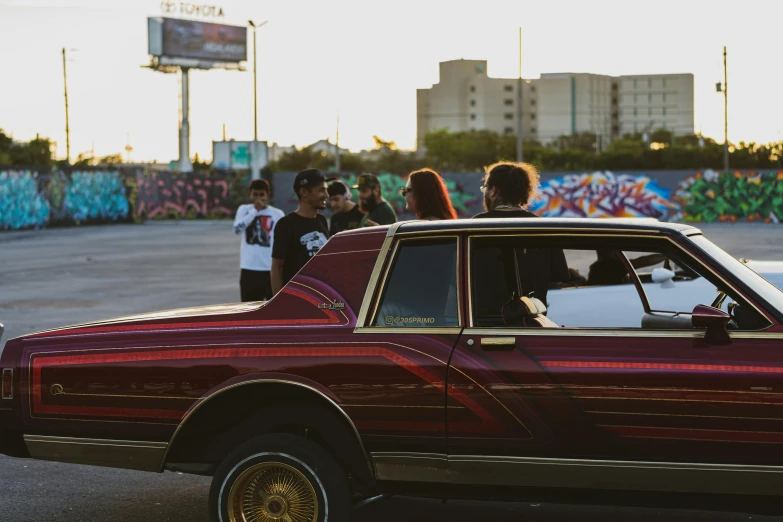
xmin=64 ymin=172 xmax=129 ymax=222
xmin=529 ymin=172 xmax=678 ymax=220
xmin=0 ymin=170 xmax=51 ymax=230
xmin=5 ymin=168 xmax=783 ymax=231
xmin=674 ymin=170 xmax=783 ymax=223
xmin=131 ymin=171 xmax=233 ymax=221
xmin=0 ymin=170 xmax=132 ymax=230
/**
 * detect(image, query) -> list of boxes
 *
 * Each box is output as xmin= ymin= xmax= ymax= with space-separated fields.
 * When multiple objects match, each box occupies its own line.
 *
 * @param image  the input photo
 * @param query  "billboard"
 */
xmin=148 ymin=17 xmax=247 ymax=63
xmin=213 ymin=141 xmax=268 ymax=170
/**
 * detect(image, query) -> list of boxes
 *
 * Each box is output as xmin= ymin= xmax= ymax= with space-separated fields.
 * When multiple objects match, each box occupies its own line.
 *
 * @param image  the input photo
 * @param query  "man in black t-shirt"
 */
xmin=327 ymin=180 xmax=364 ymax=235
xmin=473 ymin=161 xmax=569 ymax=306
xmin=271 ymin=169 xmax=330 ymax=294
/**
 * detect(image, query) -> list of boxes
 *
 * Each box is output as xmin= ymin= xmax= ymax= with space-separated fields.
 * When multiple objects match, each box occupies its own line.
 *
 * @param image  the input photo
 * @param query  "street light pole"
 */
xmin=723 ymin=46 xmax=729 ymax=172
xmin=248 ymin=20 xmax=268 ymax=181
xmin=248 ymin=20 xmax=268 ymax=143
xmin=62 ymin=47 xmax=71 ymax=165
xmin=516 ymin=27 xmax=523 ymax=164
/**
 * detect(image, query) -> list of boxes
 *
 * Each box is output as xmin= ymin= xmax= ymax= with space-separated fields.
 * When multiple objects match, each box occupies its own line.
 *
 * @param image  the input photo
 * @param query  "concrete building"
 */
xmin=417 ymin=59 xmax=535 ymax=149
xmin=617 ymin=74 xmax=695 ymax=137
xmin=416 ymin=59 xmax=694 ymax=149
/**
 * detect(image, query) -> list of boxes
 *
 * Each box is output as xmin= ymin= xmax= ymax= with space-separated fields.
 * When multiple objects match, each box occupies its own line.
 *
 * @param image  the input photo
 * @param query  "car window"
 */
xmin=374 ymin=238 xmax=459 ymax=327
xmin=471 ymin=237 xmax=571 ymax=327
xmin=546 ymin=249 xmax=645 ymax=328
xmin=469 ymin=236 xmax=769 ymax=331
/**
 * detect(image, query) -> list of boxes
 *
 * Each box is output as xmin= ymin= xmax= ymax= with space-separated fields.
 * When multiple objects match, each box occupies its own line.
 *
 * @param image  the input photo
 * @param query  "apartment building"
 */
xmin=416 ymin=59 xmax=694 ymax=149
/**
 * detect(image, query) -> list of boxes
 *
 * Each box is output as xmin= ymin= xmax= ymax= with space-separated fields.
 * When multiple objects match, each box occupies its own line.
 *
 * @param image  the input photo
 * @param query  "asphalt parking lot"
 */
xmin=1 ymin=221 xmax=782 ymax=522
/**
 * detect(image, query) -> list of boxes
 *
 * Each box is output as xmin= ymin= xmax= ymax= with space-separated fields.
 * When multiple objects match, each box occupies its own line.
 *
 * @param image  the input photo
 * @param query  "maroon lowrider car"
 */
xmin=3 ymin=218 xmax=783 ymax=520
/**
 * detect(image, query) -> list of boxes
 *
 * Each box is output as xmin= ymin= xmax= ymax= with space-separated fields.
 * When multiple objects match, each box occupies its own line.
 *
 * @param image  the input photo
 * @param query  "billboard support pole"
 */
xmin=179 ymin=67 xmax=193 ymax=172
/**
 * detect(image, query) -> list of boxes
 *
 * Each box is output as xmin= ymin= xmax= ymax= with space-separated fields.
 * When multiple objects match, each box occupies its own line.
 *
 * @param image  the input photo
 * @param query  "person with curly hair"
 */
xmin=473 ymin=161 xmax=569 ymax=307
xmin=401 ymin=168 xmax=458 ymax=221
xmin=474 ymin=161 xmax=541 ymax=217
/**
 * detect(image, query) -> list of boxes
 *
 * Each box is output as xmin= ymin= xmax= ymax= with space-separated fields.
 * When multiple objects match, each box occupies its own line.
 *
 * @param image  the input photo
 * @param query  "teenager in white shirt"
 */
xmin=233 ymin=179 xmax=285 ymax=301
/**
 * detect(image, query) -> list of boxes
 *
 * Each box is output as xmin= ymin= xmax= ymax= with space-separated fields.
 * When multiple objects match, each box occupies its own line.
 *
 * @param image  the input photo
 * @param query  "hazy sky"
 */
xmin=1 ymin=0 xmax=782 ymax=163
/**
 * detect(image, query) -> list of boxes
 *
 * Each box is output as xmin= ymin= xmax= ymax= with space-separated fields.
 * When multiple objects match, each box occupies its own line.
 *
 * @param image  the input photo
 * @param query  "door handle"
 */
xmin=480 ymin=337 xmax=516 ymax=351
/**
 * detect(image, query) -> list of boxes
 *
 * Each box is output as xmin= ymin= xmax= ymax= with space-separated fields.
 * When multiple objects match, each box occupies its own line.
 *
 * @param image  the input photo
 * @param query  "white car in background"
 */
xmin=546 ymin=253 xmax=783 ymax=329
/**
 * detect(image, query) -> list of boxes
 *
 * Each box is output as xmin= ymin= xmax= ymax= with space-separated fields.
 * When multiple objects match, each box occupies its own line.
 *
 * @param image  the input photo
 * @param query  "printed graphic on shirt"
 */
xmin=246 ymin=215 xmax=275 ymax=247
xmin=299 ymin=231 xmax=328 ymax=257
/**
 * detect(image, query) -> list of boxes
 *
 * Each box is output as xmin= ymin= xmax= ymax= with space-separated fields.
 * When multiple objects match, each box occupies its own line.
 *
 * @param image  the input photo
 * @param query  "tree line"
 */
xmin=266 ymin=129 xmax=783 ymax=173
xmin=4 ymin=127 xmax=783 ymax=173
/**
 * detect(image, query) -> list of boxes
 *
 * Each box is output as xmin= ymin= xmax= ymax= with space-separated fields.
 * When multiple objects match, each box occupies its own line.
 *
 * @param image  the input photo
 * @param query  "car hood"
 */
xmin=22 ymin=301 xmax=268 ymax=339
xmin=745 ymin=260 xmax=783 ymax=274
xmin=744 ymin=260 xmax=783 ymax=290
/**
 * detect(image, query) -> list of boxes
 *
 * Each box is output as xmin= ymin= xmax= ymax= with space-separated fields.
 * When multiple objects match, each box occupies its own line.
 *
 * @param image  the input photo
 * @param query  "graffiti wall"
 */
xmin=674 ymin=170 xmax=783 ymax=223
xmin=0 ymin=170 xmax=51 ymax=230
xmin=130 ymin=171 xmax=235 ymax=221
xmin=4 ymin=168 xmax=783 ymax=231
xmin=1 ymin=170 xmax=129 ymax=230
xmin=528 ymin=172 xmax=679 ymax=220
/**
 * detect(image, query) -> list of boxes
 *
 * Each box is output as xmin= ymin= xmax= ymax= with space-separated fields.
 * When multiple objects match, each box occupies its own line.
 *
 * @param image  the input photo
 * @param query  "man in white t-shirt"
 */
xmin=233 ymin=179 xmax=285 ymax=301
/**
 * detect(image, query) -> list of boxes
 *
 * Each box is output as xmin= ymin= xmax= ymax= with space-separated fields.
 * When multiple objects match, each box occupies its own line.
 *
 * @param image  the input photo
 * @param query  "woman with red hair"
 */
xmin=401 ymin=168 xmax=458 ymax=220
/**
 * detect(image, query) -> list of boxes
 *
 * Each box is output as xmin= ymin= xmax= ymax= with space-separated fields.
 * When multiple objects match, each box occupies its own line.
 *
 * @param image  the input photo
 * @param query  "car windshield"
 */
xmin=690 ymin=234 xmax=783 ymax=314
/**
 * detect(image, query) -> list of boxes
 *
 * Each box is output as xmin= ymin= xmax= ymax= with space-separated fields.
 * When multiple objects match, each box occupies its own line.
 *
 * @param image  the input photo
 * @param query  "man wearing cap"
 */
xmin=271 ymin=169 xmax=330 ymax=295
xmin=354 ymin=173 xmax=397 ymax=227
xmin=327 ymin=179 xmax=364 ymax=235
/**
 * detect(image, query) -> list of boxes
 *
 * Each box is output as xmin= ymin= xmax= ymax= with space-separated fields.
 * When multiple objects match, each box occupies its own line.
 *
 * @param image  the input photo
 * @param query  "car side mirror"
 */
xmin=692 ymin=304 xmax=731 ymax=345
xmin=651 ymin=267 xmax=675 ymax=289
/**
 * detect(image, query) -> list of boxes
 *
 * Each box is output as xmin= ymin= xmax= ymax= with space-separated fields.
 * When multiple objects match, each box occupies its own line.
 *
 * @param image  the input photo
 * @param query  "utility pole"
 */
xmin=723 ymin=46 xmax=729 ymax=172
xmin=716 ymin=48 xmax=729 ymax=171
xmin=248 ymin=20 xmax=268 ymax=181
xmin=335 ymin=111 xmax=341 ymax=173
xmin=516 ymin=27 xmax=523 ymax=163
xmin=62 ymin=48 xmax=71 ymax=165
xmin=248 ymin=20 xmax=268 ymax=142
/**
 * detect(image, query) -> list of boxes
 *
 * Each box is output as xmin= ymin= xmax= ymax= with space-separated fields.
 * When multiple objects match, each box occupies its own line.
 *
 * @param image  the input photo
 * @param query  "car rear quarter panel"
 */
xmin=5 ymin=230 xmax=455 ymax=459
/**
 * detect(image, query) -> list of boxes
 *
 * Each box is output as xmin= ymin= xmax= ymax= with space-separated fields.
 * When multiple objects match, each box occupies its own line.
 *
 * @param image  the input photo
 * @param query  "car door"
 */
xmin=349 ymin=235 xmax=464 ymax=461
xmin=449 ymin=231 xmax=783 ymax=477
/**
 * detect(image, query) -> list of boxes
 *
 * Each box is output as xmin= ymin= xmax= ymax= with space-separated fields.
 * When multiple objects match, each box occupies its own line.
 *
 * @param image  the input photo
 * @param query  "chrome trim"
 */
xmin=353 ymin=327 xmax=462 ymax=336
xmin=365 ymin=239 xmax=401 ymax=328
xmin=371 ymin=452 xmax=447 ymax=482
xmin=386 ymin=222 xmax=405 ymax=237
xmin=463 ymin=328 xmax=783 ymax=339
xmin=396 ymin=227 xmax=665 ymax=237
xmin=1 ymin=368 xmax=12 ymax=400
xmin=356 ymin=232 xmax=396 ymax=328
xmin=371 ymin=452 xmax=783 ymax=496
xmin=161 ymin=379 xmax=373 ymax=476
xmin=465 ymin=327 xmax=704 ymax=339
xmin=24 ymin=435 xmax=167 ymax=472
xmin=480 ymin=337 xmax=516 ymax=346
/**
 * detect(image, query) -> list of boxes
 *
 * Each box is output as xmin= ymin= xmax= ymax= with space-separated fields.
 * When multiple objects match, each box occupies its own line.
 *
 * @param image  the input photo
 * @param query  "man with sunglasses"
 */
xmin=474 ymin=161 xmax=569 ymax=308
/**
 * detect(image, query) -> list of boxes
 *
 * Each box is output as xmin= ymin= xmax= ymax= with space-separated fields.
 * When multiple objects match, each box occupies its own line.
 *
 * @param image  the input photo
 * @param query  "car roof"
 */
xmin=390 ymin=217 xmax=701 ymax=236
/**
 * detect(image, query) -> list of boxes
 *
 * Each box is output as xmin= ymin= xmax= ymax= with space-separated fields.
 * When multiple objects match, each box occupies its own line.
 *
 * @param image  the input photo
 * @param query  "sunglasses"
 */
xmin=400 ymin=187 xmax=413 ymax=195
xmin=479 ymin=184 xmax=491 ymax=193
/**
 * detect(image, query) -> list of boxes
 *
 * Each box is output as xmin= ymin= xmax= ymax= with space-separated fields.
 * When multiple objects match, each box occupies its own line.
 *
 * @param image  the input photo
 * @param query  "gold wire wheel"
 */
xmin=227 ymin=460 xmax=319 ymax=522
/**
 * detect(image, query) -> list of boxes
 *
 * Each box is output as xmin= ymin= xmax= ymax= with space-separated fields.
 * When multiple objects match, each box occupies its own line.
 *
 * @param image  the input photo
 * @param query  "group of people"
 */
xmin=233 ymin=161 xmax=548 ymax=302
